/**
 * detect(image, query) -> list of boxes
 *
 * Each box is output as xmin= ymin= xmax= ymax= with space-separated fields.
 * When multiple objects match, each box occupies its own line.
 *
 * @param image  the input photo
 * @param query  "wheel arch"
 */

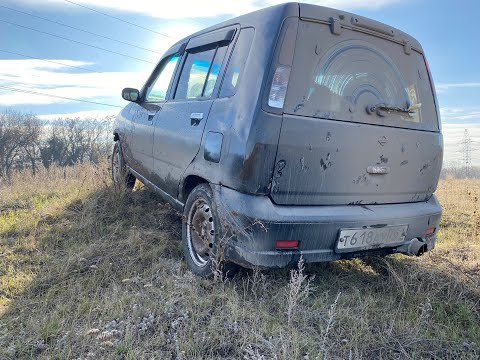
xmin=180 ymin=175 xmax=210 ymax=204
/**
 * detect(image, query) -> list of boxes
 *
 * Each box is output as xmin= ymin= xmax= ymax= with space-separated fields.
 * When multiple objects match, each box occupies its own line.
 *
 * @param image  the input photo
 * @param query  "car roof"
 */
xmin=166 ymin=2 xmax=423 ymax=55
xmin=167 ymin=2 xmax=299 ymax=49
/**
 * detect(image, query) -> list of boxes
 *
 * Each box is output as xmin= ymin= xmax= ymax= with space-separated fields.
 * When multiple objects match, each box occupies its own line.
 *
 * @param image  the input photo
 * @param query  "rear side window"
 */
xmin=220 ymin=28 xmax=255 ymax=98
xmin=204 ymin=46 xmax=228 ymax=97
xmin=175 ymin=45 xmax=227 ymax=100
xmin=284 ymin=21 xmax=438 ymax=131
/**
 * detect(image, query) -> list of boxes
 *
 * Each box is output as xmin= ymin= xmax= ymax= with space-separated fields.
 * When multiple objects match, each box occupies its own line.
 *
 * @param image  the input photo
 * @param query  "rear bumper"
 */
xmin=212 ymin=185 xmax=442 ymax=269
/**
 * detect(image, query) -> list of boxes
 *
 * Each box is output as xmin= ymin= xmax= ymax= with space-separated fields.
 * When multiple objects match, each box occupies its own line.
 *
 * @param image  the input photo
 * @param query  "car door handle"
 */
xmin=191 ymin=112 xmax=204 ymax=126
xmin=147 ymin=112 xmax=157 ymax=121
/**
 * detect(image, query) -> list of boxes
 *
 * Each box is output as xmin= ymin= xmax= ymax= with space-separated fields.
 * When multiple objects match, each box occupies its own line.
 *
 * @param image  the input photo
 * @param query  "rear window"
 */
xmin=284 ymin=20 xmax=438 ymax=131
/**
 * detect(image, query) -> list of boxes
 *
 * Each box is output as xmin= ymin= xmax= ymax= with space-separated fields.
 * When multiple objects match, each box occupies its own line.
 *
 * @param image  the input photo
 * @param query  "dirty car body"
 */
xmin=113 ymin=3 xmax=443 ymax=271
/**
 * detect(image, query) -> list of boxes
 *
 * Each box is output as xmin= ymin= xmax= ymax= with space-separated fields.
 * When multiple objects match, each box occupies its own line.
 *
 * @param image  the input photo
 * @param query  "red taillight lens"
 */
xmin=276 ymin=240 xmax=299 ymax=249
xmin=424 ymin=227 xmax=436 ymax=237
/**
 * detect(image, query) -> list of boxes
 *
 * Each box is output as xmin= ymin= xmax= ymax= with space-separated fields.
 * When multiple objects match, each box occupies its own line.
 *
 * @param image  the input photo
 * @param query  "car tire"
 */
xmin=182 ymin=183 xmax=239 ymax=278
xmin=111 ymin=141 xmax=136 ymax=190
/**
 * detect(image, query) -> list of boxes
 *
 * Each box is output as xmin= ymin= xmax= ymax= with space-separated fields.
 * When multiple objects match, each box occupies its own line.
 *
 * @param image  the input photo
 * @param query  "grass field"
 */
xmin=0 ymin=165 xmax=479 ymax=359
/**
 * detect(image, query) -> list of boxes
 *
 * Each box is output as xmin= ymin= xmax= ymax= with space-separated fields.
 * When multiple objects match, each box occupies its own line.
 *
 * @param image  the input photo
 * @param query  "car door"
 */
xmin=126 ymin=49 xmax=182 ymax=176
xmin=151 ymin=28 xmax=236 ymax=197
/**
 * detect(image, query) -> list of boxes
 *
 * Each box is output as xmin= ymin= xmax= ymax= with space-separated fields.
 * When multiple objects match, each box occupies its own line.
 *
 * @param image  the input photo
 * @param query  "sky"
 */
xmin=0 ymin=0 xmax=479 ymax=166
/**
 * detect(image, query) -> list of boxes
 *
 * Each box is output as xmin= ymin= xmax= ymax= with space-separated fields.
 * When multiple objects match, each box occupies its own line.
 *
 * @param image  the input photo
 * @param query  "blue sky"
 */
xmin=0 ymin=0 xmax=479 ymax=165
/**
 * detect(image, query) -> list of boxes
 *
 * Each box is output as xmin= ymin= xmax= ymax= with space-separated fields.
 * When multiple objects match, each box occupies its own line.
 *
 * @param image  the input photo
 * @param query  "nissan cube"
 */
xmin=112 ymin=2 xmax=443 ymax=277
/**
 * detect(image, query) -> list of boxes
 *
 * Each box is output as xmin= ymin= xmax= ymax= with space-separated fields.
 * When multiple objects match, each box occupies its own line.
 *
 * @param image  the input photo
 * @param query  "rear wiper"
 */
xmin=367 ymin=103 xmax=421 ymax=117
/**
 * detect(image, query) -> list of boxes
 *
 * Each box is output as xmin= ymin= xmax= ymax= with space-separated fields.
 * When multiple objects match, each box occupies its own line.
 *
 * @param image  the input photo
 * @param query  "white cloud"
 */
xmin=0 ymin=59 xmax=150 ymax=106
xmin=436 ymin=82 xmax=480 ymax=93
xmin=15 ymin=0 xmax=403 ymax=19
xmin=442 ymin=123 xmax=480 ymax=166
xmin=440 ymin=107 xmax=480 ymax=122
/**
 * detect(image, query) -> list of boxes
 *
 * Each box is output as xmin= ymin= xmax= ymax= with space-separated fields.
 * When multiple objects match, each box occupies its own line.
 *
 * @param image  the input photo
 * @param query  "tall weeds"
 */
xmin=286 ymin=257 xmax=314 ymax=326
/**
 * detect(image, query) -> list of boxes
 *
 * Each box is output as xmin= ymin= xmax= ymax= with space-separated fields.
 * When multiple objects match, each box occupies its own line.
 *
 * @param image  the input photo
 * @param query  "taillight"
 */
xmin=424 ymin=56 xmax=441 ymax=130
xmin=268 ymin=65 xmax=291 ymax=109
xmin=424 ymin=227 xmax=436 ymax=237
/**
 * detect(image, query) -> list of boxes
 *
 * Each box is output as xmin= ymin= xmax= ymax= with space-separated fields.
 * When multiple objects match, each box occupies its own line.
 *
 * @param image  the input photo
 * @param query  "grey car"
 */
xmin=112 ymin=2 xmax=443 ymax=277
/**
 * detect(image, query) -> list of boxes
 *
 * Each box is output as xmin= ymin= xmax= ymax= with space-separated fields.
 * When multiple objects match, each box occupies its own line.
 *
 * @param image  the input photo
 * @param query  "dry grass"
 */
xmin=0 ymin=166 xmax=479 ymax=359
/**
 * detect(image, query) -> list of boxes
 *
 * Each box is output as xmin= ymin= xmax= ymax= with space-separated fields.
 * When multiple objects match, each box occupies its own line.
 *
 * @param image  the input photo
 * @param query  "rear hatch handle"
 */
xmin=367 ymin=165 xmax=390 ymax=175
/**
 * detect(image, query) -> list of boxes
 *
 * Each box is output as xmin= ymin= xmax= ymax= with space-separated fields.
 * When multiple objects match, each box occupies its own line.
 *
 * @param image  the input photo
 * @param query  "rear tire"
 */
xmin=111 ymin=141 xmax=136 ymax=190
xmin=182 ymin=183 xmax=239 ymax=278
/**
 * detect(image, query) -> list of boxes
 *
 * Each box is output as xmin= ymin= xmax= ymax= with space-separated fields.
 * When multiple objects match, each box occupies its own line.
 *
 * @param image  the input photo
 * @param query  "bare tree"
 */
xmin=40 ymin=117 xmax=112 ymax=168
xmin=0 ymin=110 xmax=113 ymax=181
xmin=0 ymin=109 xmax=41 ymax=182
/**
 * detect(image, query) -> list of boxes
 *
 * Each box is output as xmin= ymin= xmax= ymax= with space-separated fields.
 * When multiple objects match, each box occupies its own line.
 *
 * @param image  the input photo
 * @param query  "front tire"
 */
xmin=111 ymin=141 xmax=136 ymax=190
xmin=182 ymin=183 xmax=239 ymax=278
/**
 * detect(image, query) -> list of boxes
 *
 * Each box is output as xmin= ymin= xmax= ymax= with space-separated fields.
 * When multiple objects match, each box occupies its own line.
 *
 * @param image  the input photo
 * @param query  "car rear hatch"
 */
xmin=269 ymin=5 xmax=443 ymax=206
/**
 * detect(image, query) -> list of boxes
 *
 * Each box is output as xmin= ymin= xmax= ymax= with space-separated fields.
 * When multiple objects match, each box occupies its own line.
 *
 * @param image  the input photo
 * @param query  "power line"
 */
xmin=0 ymin=85 xmax=123 ymax=108
xmin=0 ymin=4 xmax=162 ymax=55
xmin=63 ymin=0 xmax=175 ymax=39
xmin=0 ymin=18 xmax=156 ymax=64
xmin=63 ymin=0 xmax=209 ymax=31
xmin=0 ymin=49 xmax=99 ymax=74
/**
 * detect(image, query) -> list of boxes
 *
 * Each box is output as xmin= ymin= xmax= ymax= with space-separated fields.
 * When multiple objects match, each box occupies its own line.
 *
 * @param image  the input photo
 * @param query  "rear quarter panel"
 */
xmin=179 ymin=4 xmax=300 ymax=200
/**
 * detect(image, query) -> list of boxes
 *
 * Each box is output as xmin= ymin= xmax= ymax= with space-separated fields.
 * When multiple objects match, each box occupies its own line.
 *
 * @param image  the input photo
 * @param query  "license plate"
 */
xmin=336 ymin=225 xmax=408 ymax=253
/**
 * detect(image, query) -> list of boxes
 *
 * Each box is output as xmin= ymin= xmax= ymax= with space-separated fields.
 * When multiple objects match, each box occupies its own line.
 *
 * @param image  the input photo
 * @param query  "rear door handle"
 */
xmin=147 ymin=112 xmax=157 ymax=121
xmin=191 ymin=112 xmax=204 ymax=126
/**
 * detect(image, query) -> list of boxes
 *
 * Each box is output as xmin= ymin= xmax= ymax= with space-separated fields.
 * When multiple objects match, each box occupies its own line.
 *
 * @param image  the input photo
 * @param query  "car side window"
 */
xmin=203 ymin=46 xmax=228 ymax=98
xmin=175 ymin=45 xmax=228 ymax=100
xmin=145 ymin=54 xmax=180 ymax=102
xmin=220 ymin=28 xmax=255 ymax=98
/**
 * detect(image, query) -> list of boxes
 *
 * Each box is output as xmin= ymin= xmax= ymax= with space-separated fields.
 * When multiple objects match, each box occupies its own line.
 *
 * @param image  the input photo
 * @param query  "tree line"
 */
xmin=2 ymin=108 xmax=478 ymax=183
xmin=0 ymin=109 xmax=113 ymax=182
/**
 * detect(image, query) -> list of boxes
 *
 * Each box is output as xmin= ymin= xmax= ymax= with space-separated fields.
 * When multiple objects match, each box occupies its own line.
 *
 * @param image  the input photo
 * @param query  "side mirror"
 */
xmin=122 ymin=88 xmax=140 ymax=102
